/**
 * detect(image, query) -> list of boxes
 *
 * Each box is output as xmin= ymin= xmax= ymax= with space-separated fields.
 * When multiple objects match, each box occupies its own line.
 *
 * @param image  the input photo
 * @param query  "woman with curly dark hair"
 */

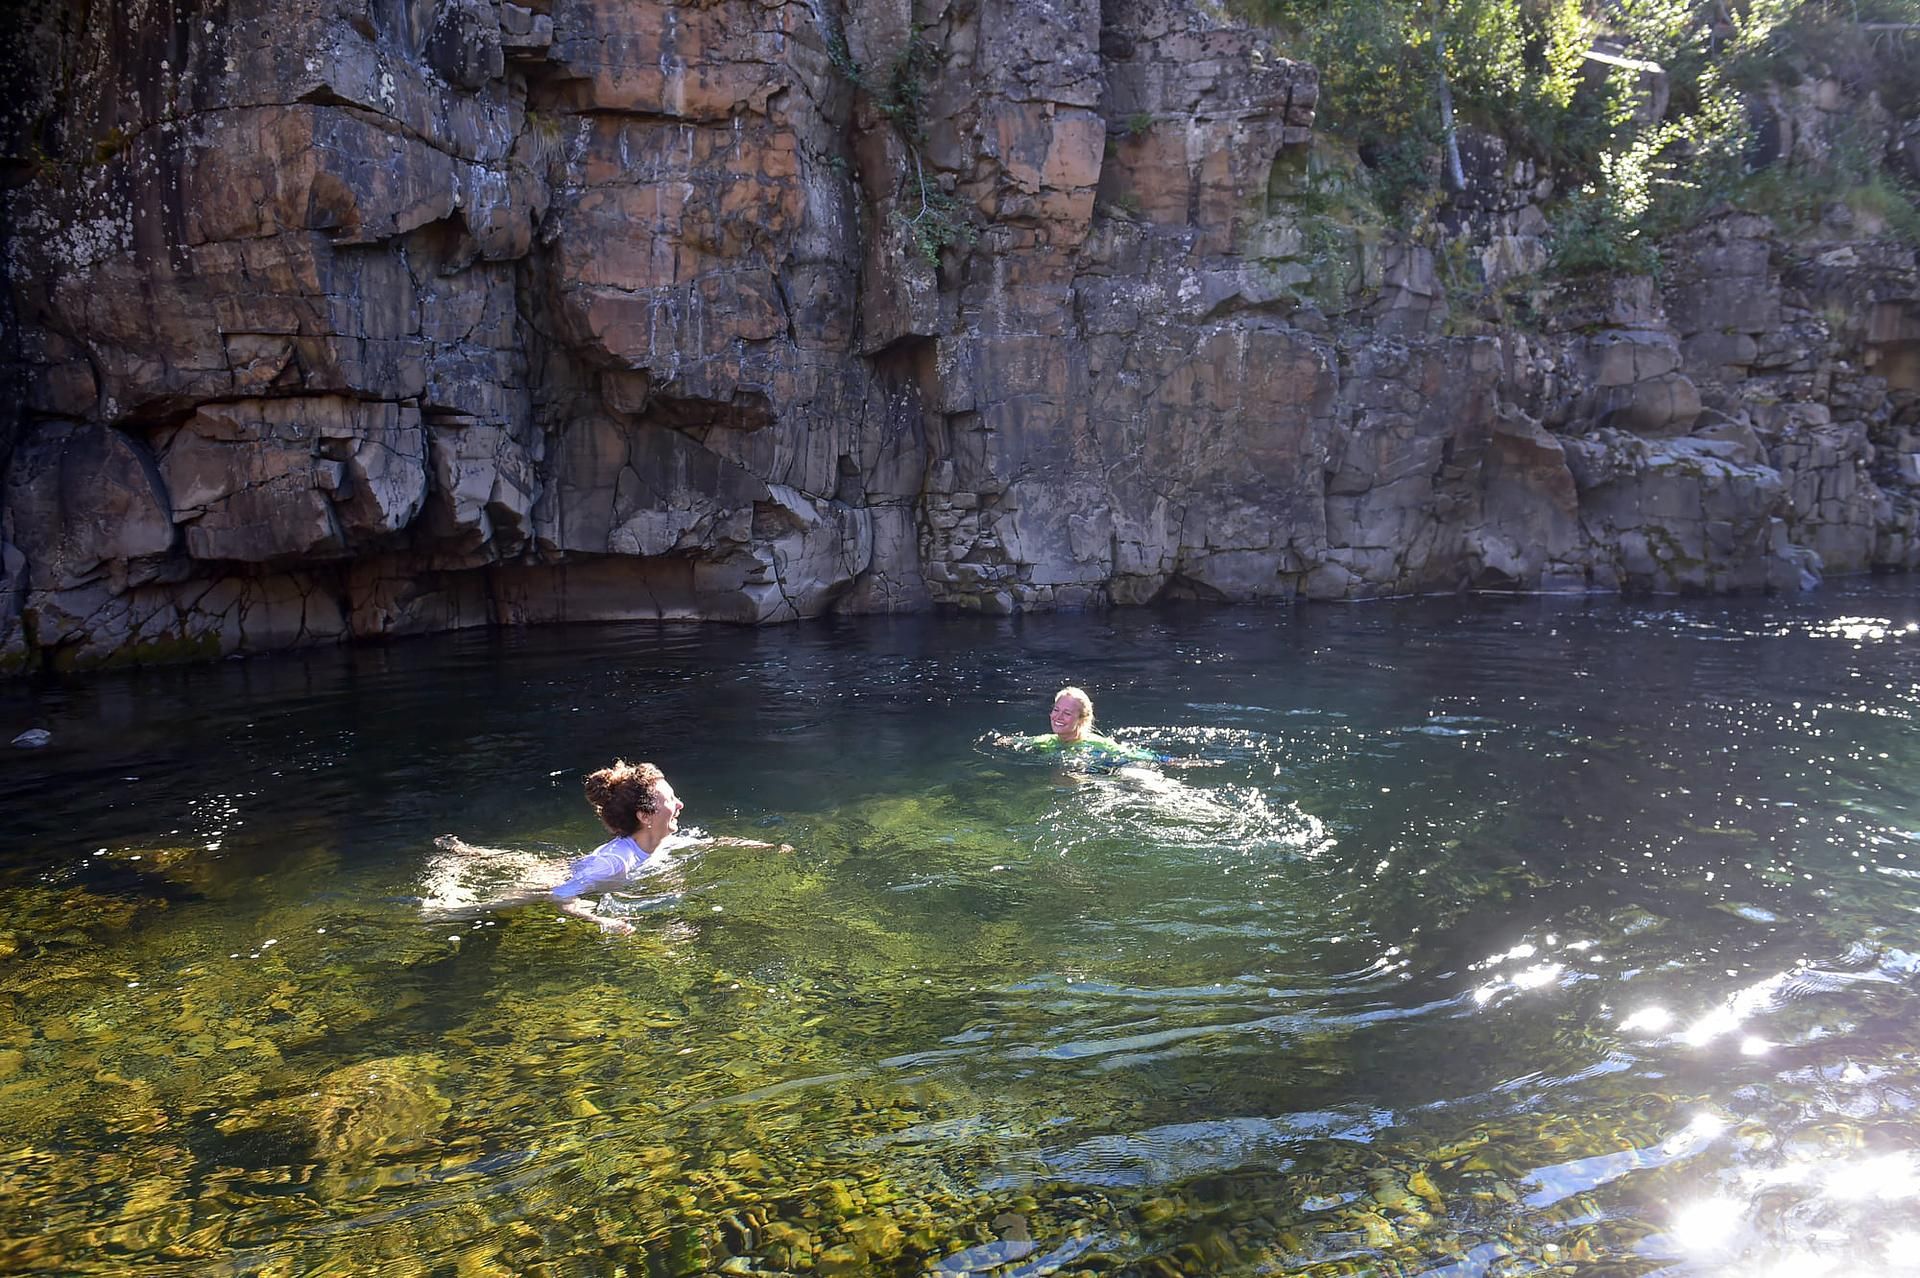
xmin=549 ymin=759 xmax=684 ymax=934
xmin=428 ymin=760 xmax=786 ymax=936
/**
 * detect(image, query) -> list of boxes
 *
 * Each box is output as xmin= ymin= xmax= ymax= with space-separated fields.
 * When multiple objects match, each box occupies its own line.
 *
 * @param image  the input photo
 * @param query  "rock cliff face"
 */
xmin=2 ymin=0 xmax=1917 ymax=669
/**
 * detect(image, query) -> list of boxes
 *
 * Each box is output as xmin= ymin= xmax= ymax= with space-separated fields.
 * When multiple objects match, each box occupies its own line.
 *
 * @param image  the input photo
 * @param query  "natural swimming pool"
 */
xmin=3 ymin=583 xmax=1919 ymax=1276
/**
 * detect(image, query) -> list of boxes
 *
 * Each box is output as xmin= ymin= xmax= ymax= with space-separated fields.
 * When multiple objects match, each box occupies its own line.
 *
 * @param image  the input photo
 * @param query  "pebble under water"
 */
xmin=4 ymin=583 xmax=1920 ymax=1276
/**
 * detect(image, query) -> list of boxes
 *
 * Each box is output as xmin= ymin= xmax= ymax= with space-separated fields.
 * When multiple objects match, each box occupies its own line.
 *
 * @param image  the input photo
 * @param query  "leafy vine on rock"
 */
xmin=824 ymin=21 xmax=976 ymax=268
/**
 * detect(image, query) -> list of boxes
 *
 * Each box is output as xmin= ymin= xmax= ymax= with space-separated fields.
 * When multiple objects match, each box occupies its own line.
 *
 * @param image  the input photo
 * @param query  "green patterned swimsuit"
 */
xmin=1024 ymin=732 xmax=1163 ymax=773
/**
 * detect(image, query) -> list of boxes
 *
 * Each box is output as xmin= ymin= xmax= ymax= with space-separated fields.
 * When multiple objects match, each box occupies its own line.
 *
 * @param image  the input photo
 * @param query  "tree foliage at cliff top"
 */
xmin=1236 ymin=0 xmax=1920 ymax=264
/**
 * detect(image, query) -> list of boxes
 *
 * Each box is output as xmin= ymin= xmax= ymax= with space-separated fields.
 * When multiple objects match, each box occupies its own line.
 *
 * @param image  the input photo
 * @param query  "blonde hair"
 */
xmin=1054 ymin=686 xmax=1094 ymax=731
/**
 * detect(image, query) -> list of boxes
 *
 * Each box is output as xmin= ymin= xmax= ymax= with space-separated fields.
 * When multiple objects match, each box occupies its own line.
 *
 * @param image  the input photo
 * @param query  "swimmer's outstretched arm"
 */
xmin=992 ymin=733 xmax=1050 ymax=749
xmin=434 ymin=834 xmax=514 ymax=857
xmin=695 ymin=835 xmax=796 ymax=853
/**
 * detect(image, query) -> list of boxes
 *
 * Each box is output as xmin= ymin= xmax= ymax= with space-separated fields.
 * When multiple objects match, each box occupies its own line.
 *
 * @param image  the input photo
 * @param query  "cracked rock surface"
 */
xmin=1 ymin=0 xmax=1916 ymax=670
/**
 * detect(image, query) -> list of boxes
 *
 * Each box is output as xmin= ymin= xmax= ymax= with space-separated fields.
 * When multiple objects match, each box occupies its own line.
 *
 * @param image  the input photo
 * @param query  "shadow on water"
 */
xmin=3 ymin=585 xmax=1920 ymax=1273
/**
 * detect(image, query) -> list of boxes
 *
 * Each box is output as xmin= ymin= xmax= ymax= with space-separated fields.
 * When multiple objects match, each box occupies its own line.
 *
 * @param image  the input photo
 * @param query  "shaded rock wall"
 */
xmin=1 ymin=0 xmax=1917 ymax=669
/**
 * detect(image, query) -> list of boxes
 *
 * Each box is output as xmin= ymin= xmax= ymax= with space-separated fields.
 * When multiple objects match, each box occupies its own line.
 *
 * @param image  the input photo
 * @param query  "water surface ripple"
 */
xmin=3 ymin=584 xmax=1920 ymax=1275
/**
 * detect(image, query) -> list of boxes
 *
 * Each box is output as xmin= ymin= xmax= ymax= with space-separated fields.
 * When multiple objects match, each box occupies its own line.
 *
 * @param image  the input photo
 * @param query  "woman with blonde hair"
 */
xmin=1004 ymin=686 xmax=1172 ymax=772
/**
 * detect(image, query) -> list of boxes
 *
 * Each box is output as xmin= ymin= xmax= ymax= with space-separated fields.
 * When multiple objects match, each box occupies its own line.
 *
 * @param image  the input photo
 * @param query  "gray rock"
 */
xmin=0 ymin=0 xmax=1914 ymax=671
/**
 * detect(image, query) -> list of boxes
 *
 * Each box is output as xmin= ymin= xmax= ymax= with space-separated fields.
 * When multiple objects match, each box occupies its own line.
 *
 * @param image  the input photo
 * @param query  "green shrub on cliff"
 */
xmin=1238 ymin=0 xmax=1600 ymax=207
xmin=824 ymin=24 xmax=977 ymax=267
xmin=1235 ymin=0 xmax=1920 ymax=271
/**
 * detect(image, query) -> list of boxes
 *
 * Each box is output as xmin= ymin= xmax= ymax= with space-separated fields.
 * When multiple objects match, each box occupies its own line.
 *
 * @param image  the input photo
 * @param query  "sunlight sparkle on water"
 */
xmin=1661 ymin=1112 xmax=1728 ymax=1156
xmin=1681 ymin=1005 xmax=1743 ymax=1046
xmin=1806 ymin=616 xmax=1920 ymax=642
xmin=1511 ymin=962 xmax=1562 ymax=989
xmin=1620 ymin=1005 xmax=1673 ymax=1033
xmin=1824 ymin=1153 xmax=1920 ymax=1202
xmin=1670 ymin=1196 xmax=1745 ymax=1253
xmin=1678 ymin=967 xmax=1815 ymax=1048
xmin=1754 ymin=1254 xmax=1840 ymax=1278
xmin=1885 ymin=1232 xmax=1920 ymax=1269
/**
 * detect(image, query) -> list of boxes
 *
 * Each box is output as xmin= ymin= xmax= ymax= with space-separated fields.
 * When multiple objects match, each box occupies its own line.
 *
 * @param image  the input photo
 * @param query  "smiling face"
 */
xmin=1050 ymin=691 xmax=1092 ymax=743
xmin=638 ymin=778 xmax=683 ymax=846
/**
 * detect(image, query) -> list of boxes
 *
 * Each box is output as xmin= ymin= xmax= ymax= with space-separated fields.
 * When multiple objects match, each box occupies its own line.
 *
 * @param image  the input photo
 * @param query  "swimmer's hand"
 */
xmin=559 ymin=897 xmax=634 ymax=936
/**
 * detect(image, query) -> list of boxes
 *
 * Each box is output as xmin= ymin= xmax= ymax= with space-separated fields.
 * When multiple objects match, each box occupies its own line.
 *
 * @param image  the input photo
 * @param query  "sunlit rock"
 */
xmin=1 ymin=0 xmax=1916 ymax=672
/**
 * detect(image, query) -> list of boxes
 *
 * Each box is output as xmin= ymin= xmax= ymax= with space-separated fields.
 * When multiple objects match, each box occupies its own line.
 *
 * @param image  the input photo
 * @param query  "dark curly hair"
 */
xmin=583 ymin=759 xmax=665 ymax=837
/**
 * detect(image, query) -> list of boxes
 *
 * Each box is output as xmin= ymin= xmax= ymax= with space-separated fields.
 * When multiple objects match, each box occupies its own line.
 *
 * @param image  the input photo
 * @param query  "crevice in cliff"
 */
xmin=1198 ymin=293 xmax=1300 ymax=326
xmin=556 ymin=105 xmax=709 ymax=128
xmin=36 ymin=91 xmax=523 ymax=182
xmin=648 ymin=391 xmax=776 ymax=435
xmin=1153 ymin=571 xmax=1233 ymax=604
xmin=107 ymin=390 xmax=423 ymax=437
xmin=290 ymin=88 xmax=515 ymax=170
xmin=767 ymin=270 xmax=799 ymax=347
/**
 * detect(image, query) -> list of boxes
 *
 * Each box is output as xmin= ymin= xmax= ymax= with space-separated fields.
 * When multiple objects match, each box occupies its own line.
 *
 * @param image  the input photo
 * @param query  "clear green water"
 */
xmin=4 ymin=585 xmax=1920 ymax=1276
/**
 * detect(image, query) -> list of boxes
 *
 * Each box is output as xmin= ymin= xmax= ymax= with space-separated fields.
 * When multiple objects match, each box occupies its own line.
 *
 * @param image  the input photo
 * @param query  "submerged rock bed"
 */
xmin=2 ymin=818 xmax=1916 ymax=1276
xmin=4 ymin=598 xmax=1920 ymax=1274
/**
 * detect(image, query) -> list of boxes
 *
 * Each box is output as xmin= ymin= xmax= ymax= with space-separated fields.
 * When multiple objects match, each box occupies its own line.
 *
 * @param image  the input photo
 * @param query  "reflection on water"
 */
xmin=3 ymin=584 xmax=1920 ymax=1274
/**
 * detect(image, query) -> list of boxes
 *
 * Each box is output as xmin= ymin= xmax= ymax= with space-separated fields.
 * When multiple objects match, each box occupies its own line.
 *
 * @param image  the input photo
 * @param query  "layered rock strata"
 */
xmin=1 ymin=0 xmax=1916 ymax=669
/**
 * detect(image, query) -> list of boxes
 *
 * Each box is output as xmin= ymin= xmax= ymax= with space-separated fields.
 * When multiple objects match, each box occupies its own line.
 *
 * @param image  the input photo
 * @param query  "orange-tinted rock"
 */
xmin=1 ymin=0 xmax=1913 ymax=671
